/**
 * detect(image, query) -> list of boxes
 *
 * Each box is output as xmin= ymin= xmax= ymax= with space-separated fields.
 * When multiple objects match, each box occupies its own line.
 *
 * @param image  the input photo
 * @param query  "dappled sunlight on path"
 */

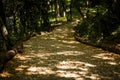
xmin=0 ymin=21 xmax=120 ymax=80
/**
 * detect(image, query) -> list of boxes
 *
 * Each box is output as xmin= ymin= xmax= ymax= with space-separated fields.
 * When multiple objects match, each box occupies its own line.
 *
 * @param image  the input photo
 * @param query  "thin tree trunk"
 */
xmin=61 ymin=0 xmax=66 ymax=17
xmin=13 ymin=0 xmax=17 ymax=34
xmin=55 ymin=0 xmax=60 ymax=21
xmin=67 ymin=0 xmax=73 ymax=21
xmin=112 ymin=0 xmax=120 ymax=19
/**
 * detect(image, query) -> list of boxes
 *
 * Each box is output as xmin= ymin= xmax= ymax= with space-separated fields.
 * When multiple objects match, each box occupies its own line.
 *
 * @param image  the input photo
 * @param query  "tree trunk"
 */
xmin=61 ymin=0 xmax=67 ymax=17
xmin=112 ymin=0 xmax=120 ymax=19
xmin=67 ymin=0 xmax=73 ymax=21
xmin=0 ymin=0 xmax=12 ymax=50
xmin=13 ymin=0 xmax=18 ymax=34
xmin=55 ymin=0 xmax=60 ymax=21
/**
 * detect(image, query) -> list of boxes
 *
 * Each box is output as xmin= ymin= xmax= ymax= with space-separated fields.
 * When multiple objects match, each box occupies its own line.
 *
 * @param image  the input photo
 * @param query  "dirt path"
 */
xmin=0 ymin=21 xmax=120 ymax=80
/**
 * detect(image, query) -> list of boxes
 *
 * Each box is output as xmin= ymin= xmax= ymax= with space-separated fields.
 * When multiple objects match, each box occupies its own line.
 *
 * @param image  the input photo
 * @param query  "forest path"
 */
xmin=0 ymin=21 xmax=120 ymax=80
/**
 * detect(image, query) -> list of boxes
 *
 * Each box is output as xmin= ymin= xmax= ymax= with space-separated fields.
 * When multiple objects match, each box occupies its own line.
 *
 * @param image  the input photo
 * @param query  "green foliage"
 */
xmin=74 ymin=3 xmax=120 ymax=43
xmin=1 ymin=0 xmax=120 ymax=50
xmin=0 ymin=0 xmax=76 ymax=48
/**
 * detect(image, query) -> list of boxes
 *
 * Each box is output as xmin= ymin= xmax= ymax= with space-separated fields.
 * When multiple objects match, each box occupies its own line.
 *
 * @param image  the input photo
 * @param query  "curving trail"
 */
xmin=0 ymin=21 xmax=120 ymax=80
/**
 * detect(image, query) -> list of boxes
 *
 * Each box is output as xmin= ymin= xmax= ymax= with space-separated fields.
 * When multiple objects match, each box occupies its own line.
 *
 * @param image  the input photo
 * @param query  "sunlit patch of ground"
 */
xmin=0 ymin=21 xmax=120 ymax=80
xmin=55 ymin=60 xmax=99 ymax=80
xmin=0 ymin=72 xmax=12 ymax=77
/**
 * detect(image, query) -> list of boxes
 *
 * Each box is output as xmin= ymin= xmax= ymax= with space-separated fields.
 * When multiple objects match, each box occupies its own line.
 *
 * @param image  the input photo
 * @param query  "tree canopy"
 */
xmin=0 ymin=0 xmax=120 ymax=52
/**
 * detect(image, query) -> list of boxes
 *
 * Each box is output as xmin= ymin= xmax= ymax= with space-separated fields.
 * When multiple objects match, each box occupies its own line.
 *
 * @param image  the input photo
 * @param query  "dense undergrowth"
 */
xmin=75 ymin=6 xmax=120 ymax=42
xmin=74 ymin=5 xmax=120 ymax=54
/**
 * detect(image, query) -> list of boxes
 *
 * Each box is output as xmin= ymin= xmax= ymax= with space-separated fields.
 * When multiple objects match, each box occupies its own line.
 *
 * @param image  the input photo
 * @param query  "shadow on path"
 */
xmin=0 ymin=21 xmax=120 ymax=80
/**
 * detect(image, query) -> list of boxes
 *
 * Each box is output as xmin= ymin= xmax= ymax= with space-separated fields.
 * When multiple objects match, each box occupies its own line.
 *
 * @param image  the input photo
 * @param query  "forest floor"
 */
xmin=0 ymin=21 xmax=120 ymax=80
